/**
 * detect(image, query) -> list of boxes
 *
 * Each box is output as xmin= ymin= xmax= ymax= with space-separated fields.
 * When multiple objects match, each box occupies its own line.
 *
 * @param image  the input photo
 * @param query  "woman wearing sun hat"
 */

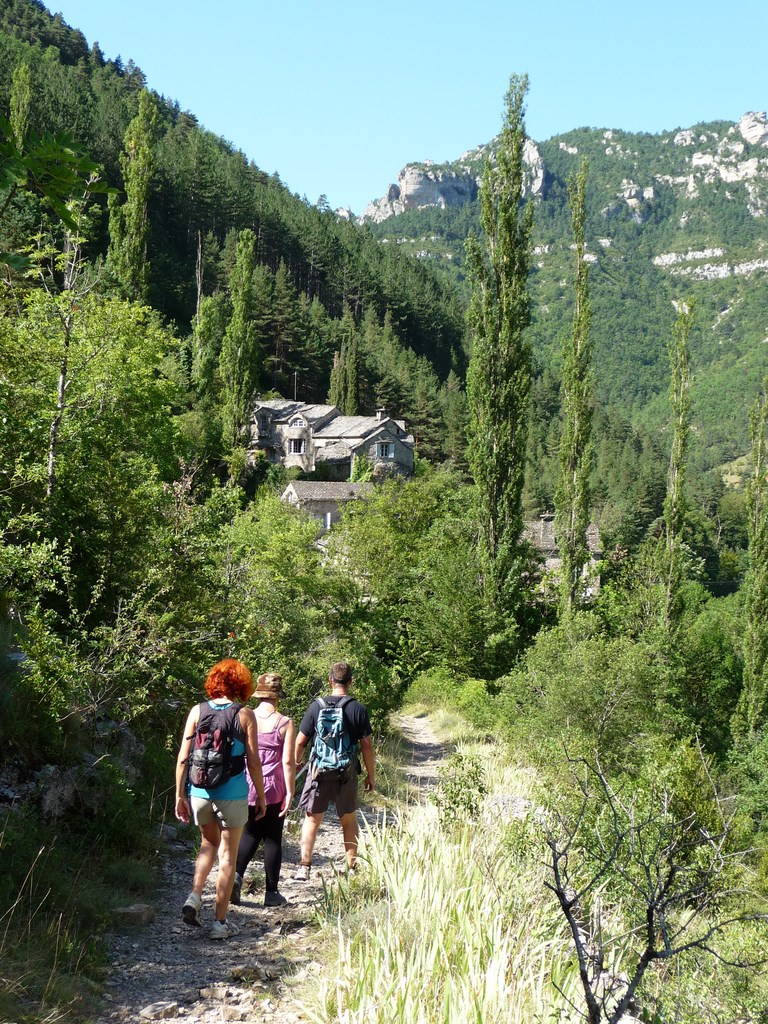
xmin=231 ymin=671 xmax=296 ymax=907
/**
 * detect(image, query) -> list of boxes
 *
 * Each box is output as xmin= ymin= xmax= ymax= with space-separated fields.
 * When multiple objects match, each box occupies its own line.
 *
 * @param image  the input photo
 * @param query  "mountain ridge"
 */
xmin=359 ymin=111 xmax=768 ymax=474
xmin=355 ymin=111 xmax=768 ymax=224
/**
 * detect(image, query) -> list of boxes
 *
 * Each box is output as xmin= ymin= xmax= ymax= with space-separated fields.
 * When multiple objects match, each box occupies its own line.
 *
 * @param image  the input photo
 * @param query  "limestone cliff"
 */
xmin=359 ymin=139 xmax=545 ymax=224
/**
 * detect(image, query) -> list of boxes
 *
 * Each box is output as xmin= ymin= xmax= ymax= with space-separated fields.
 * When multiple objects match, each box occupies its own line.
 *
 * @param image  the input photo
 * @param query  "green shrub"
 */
xmin=406 ymin=669 xmax=503 ymax=737
xmin=431 ymin=750 xmax=487 ymax=830
xmin=405 ymin=667 xmax=455 ymax=708
xmin=499 ymin=616 xmax=660 ymax=770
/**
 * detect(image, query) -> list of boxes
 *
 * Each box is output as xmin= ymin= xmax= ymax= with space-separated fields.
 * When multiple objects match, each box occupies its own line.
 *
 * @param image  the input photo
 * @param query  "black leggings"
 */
xmin=236 ymin=802 xmax=285 ymax=891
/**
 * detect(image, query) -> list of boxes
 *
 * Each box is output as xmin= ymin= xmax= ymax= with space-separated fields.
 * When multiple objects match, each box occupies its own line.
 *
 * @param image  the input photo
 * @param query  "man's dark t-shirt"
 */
xmin=299 ymin=695 xmax=372 ymax=746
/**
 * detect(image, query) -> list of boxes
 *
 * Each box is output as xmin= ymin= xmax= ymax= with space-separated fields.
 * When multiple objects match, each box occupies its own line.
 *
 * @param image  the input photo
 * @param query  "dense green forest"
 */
xmin=2 ymin=3 xmax=768 ymax=1022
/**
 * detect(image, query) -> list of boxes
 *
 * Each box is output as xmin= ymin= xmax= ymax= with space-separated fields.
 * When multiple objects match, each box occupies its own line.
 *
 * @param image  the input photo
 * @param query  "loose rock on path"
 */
xmin=95 ymin=714 xmax=444 ymax=1024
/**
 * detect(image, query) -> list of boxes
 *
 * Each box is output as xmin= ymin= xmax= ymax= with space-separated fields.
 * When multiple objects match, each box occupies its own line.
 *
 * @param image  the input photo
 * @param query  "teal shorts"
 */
xmin=191 ymin=796 xmax=248 ymax=829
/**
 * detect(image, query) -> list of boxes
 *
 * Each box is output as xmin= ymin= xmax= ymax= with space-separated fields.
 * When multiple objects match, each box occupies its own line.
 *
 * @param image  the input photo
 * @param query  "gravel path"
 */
xmin=94 ymin=714 xmax=444 ymax=1024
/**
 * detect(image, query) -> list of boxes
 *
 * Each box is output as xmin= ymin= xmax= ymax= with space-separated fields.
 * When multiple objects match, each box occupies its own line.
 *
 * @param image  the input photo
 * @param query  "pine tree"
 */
xmin=465 ymin=73 xmax=534 ymax=615
xmin=267 ymin=260 xmax=299 ymax=392
xmin=736 ymin=377 xmax=768 ymax=736
xmin=301 ymin=296 xmax=332 ymax=403
xmin=555 ymin=158 xmax=594 ymax=616
xmin=440 ymin=370 xmax=470 ymax=472
xmin=107 ymin=88 xmax=158 ymax=302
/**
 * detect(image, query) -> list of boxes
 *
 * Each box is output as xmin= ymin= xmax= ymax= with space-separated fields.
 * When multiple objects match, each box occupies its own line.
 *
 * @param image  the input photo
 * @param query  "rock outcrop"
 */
xmin=359 ymin=139 xmax=545 ymax=224
xmin=738 ymin=112 xmax=768 ymax=147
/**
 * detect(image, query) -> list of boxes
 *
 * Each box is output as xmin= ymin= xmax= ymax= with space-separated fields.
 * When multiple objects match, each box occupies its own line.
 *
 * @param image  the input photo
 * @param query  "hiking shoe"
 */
xmin=264 ymin=890 xmax=288 ymax=907
xmin=182 ymin=891 xmax=202 ymax=927
xmin=230 ymin=873 xmax=243 ymax=906
xmin=209 ymin=917 xmax=240 ymax=940
xmin=333 ymin=860 xmax=358 ymax=876
xmin=294 ymin=863 xmax=311 ymax=881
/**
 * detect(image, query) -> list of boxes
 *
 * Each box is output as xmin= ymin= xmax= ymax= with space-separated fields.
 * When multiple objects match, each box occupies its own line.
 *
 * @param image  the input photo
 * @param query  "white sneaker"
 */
xmin=209 ymin=917 xmax=240 ymax=940
xmin=294 ymin=863 xmax=311 ymax=881
xmin=182 ymin=891 xmax=202 ymax=927
xmin=333 ymin=859 xmax=358 ymax=876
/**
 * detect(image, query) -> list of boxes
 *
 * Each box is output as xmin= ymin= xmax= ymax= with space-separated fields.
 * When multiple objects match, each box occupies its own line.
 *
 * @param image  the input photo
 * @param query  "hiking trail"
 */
xmin=95 ymin=713 xmax=444 ymax=1024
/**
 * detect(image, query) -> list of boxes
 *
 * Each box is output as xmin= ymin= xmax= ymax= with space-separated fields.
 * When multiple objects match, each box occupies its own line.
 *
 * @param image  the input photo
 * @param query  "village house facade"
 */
xmin=523 ymin=512 xmax=604 ymax=596
xmin=280 ymin=480 xmax=374 ymax=531
xmin=247 ymin=400 xmax=414 ymax=480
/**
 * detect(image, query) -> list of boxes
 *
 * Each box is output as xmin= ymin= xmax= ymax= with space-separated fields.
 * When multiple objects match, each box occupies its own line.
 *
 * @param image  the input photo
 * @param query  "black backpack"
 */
xmin=187 ymin=702 xmax=245 ymax=790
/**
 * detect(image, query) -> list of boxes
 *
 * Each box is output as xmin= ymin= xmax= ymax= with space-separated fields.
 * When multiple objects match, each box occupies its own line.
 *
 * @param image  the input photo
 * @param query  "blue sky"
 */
xmin=51 ymin=0 xmax=765 ymax=214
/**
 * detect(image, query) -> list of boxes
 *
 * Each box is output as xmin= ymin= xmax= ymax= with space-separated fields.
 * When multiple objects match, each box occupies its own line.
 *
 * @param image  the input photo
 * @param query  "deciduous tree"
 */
xmin=735 ymin=377 xmax=768 ymax=736
xmin=663 ymin=301 xmax=694 ymax=632
xmin=466 ymin=73 xmax=534 ymax=616
xmin=107 ymin=88 xmax=158 ymax=301
xmin=219 ymin=228 xmax=258 ymax=455
xmin=555 ymin=159 xmax=594 ymax=616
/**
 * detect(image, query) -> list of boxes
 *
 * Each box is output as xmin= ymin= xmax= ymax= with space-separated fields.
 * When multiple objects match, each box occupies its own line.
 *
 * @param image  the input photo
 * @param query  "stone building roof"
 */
xmin=314 ymin=416 xmax=389 ymax=439
xmin=315 ymin=441 xmax=354 ymax=463
xmin=253 ymin=401 xmax=337 ymax=423
xmin=283 ymin=481 xmax=373 ymax=502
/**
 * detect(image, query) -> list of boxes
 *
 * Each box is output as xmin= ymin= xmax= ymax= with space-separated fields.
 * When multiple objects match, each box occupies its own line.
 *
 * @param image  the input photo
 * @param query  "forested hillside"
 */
xmin=0 ymin=0 xmax=466 ymax=428
xmin=3 ymin=4 xmax=768 ymax=1023
xmin=368 ymin=115 xmax=768 ymax=477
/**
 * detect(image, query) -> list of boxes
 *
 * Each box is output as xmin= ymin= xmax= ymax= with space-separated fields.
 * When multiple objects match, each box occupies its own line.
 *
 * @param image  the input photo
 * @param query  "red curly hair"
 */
xmin=204 ymin=659 xmax=254 ymax=702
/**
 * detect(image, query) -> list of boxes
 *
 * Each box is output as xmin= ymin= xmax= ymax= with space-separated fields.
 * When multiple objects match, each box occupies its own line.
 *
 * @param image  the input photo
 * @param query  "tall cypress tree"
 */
xmin=9 ymin=63 xmax=31 ymax=148
xmin=219 ymin=228 xmax=258 ymax=454
xmin=107 ymin=88 xmax=158 ymax=302
xmin=555 ymin=158 xmax=593 ymax=617
xmin=736 ymin=377 xmax=768 ymax=736
xmin=465 ymin=74 xmax=534 ymax=615
xmin=327 ymin=307 xmax=360 ymax=414
xmin=662 ymin=301 xmax=694 ymax=632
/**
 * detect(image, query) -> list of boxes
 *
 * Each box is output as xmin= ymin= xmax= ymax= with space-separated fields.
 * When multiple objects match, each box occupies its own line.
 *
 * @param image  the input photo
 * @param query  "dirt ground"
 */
xmin=94 ymin=713 xmax=444 ymax=1024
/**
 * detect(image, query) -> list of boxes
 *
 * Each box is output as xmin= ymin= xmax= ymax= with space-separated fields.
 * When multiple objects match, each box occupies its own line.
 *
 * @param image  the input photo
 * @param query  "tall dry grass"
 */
xmin=300 ymin=745 xmax=581 ymax=1023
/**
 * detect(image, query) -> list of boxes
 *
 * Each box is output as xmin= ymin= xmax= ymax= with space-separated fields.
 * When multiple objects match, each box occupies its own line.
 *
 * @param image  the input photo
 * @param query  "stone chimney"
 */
xmin=375 ymin=408 xmax=387 ymax=422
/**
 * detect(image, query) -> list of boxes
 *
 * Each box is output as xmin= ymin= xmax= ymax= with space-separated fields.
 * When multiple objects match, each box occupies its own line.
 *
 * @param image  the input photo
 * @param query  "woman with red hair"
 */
xmin=175 ymin=658 xmax=266 ymax=939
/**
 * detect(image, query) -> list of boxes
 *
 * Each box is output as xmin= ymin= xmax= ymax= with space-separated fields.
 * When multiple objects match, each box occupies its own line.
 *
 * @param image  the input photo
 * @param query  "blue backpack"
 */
xmin=310 ymin=696 xmax=356 ymax=779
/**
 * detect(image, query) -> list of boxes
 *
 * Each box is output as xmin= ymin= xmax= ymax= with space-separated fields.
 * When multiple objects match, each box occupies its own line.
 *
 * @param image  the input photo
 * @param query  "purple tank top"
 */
xmin=247 ymin=716 xmax=287 ymax=807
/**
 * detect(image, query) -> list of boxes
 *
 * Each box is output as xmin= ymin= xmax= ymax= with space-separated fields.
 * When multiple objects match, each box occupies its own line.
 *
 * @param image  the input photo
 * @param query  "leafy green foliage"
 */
xmin=735 ymin=379 xmax=768 ymax=737
xmin=555 ymin=158 xmax=594 ymax=615
xmin=0 ymin=111 xmax=106 ymax=268
xmin=466 ymin=74 xmax=534 ymax=619
xmin=431 ymin=750 xmax=488 ymax=830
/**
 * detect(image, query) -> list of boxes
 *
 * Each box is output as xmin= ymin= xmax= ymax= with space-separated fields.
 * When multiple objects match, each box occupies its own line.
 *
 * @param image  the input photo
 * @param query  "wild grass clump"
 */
xmin=300 ymin=746 xmax=580 ymax=1023
xmin=0 ymin=808 xmax=159 ymax=1023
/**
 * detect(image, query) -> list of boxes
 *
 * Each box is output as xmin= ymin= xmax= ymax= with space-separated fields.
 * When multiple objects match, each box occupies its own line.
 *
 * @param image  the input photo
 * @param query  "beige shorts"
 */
xmin=191 ymin=796 xmax=248 ymax=829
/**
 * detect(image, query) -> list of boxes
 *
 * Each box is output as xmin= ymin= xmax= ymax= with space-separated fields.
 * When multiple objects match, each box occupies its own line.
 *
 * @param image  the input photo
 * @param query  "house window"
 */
xmin=289 ymin=438 xmax=305 ymax=455
xmin=377 ymin=442 xmax=394 ymax=459
xmin=259 ymin=414 xmax=270 ymax=434
xmin=290 ymin=417 xmax=306 ymax=428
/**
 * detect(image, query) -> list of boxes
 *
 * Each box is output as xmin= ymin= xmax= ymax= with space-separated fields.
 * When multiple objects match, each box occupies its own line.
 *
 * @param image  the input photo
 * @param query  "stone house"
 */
xmin=280 ymin=481 xmax=374 ymax=531
xmin=248 ymin=400 xmax=414 ymax=480
xmin=523 ymin=512 xmax=604 ymax=595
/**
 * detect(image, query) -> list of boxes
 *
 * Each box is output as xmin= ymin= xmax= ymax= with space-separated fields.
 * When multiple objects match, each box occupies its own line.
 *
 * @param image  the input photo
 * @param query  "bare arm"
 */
xmin=295 ymin=729 xmax=309 ymax=767
xmin=360 ymin=734 xmax=375 ymax=792
xmin=241 ymin=707 xmax=266 ymax=819
xmin=175 ymin=706 xmax=199 ymax=823
xmin=279 ymin=718 xmax=297 ymax=816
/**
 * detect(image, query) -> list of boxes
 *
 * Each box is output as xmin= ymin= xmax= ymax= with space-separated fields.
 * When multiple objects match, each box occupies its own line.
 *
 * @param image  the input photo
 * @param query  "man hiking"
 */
xmin=293 ymin=661 xmax=375 ymax=878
